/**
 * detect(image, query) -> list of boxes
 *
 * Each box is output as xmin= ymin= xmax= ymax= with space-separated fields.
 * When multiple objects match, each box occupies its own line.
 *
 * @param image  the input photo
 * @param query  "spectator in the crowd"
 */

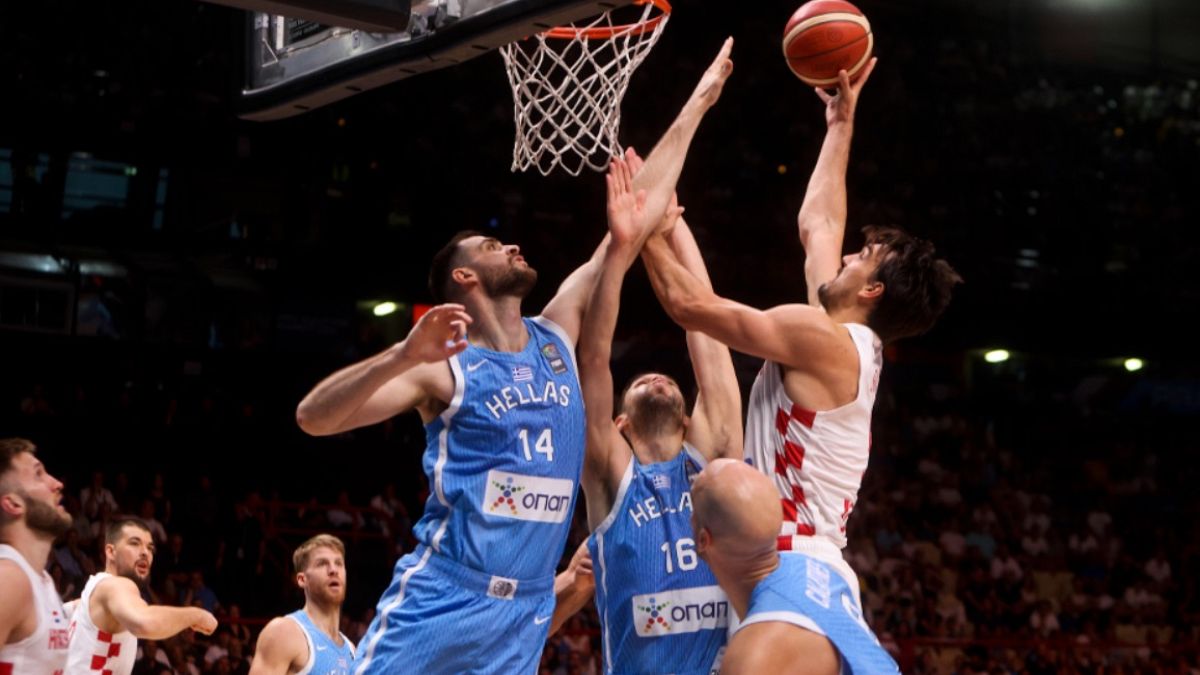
xmin=140 ymin=498 xmax=169 ymax=544
xmin=182 ymin=571 xmax=220 ymax=614
xmin=81 ymin=469 xmax=120 ymax=520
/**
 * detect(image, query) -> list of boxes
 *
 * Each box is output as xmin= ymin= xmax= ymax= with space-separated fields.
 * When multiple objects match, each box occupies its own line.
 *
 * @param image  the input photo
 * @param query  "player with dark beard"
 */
xmin=0 ymin=437 xmax=74 ymax=674
xmin=66 ymin=517 xmax=218 ymax=675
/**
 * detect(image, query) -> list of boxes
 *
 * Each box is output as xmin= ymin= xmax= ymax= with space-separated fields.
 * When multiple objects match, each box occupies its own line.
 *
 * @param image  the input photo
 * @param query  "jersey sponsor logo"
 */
xmin=632 ymin=586 xmax=729 ymax=637
xmin=488 ymin=575 xmax=519 ymax=600
xmin=628 ymin=491 xmax=693 ymax=528
xmin=483 ymin=381 xmax=573 ymax=420
xmin=466 ymin=359 xmax=488 ymax=372
xmin=541 ymin=343 xmax=568 ymax=374
xmin=483 ymin=470 xmax=573 ymax=524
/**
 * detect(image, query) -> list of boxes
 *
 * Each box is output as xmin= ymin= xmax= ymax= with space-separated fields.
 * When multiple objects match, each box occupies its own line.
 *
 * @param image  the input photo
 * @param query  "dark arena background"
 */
xmin=3 ymin=0 xmax=1200 ymax=672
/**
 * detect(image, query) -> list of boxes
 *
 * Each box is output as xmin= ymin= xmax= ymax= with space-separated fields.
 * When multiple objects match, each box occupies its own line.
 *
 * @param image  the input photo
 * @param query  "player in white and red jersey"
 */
xmin=638 ymin=61 xmax=960 ymax=673
xmin=0 ymin=438 xmax=73 ymax=675
xmin=65 ymin=517 xmax=217 ymax=675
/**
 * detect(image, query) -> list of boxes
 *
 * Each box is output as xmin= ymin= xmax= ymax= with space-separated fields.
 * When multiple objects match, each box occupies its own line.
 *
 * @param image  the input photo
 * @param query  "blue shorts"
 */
xmin=353 ymin=545 xmax=556 ymax=675
xmin=739 ymin=552 xmax=898 ymax=675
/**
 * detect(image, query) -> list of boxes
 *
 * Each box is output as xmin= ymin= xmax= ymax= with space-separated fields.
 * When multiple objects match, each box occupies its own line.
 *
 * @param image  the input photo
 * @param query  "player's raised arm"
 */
xmin=295 ymin=303 xmax=471 ymax=434
xmin=661 ymin=216 xmax=743 ymax=462
xmin=796 ymin=59 xmax=877 ymax=307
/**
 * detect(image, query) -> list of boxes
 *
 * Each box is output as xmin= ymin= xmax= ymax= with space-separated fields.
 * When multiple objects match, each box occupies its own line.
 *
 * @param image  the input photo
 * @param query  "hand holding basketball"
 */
xmin=399 ymin=304 xmax=472 ymax=363
xmin=815 ymin=57 xmax=877 ymax=127
xmin=691 ymin=37 xmax=734 ymax=109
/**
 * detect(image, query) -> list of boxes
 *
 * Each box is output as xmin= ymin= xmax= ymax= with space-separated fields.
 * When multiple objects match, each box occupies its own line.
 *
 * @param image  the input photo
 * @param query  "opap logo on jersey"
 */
xmin=631 ymin=585 xmax=729 ymax=637
xmin=482 ymin=470 xmax=573 ymax=524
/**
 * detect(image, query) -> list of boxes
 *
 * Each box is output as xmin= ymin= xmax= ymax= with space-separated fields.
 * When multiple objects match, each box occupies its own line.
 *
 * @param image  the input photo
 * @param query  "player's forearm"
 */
xmin=642 ymin=235 xmax=712 ymax=332
xmin=123 ymin=606 xmax=209 ymax=640
xmin=668 ymin=217 xmax=714 ymax=290
xmin=633 ymin=100 xmax=711 ymax=239
xmin=578 ymin=241 xmax=638 ymax=411
xmin=295 ymin=345 xmax=419 ymax=436
xmin=549 ymin=573 xmax=594 ymax=636
xmin=796 ymin=121 xmax=854 ymax=244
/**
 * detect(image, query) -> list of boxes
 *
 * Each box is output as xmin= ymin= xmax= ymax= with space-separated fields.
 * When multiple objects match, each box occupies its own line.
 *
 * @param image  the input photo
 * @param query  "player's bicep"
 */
xmin=800 ymin=225 xmax=844 ymax=307
xmin=97 ymin=578 xmax=153 ymax=635
xmin=682 ymin=300 xmax=839 ymax=370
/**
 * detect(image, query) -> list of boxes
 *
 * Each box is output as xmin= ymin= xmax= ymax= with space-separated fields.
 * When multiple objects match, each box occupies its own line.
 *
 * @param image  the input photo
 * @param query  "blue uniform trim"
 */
xmin=287 ymin=609 xmax=355 ymax=675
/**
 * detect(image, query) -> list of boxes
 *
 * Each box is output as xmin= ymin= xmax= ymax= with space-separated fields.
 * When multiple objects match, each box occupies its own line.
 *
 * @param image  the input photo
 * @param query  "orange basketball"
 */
xmin=783 ymin=0 xmax=873 ymax=87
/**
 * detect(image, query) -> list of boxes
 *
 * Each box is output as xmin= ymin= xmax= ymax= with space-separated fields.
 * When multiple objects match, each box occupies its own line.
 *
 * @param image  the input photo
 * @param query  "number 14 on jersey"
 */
xmin=519 ymin=428 xmax=555 ymax=462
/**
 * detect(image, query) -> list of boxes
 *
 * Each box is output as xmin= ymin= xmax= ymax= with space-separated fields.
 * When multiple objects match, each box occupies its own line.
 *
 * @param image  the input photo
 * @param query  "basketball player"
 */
xmin=690 ymin=458 xmax=898 ymax=674
xmin=294 ymin=39 xmax=736 ymax=674
xmin=637 ymin=62 xmax=959 ymax=673
xmin=569 ymin=152 xmax=741 ymax=674
xmin=249 ymin=534 xmax=355 ymax=675
xmin=0 ymin=438 xmax=72 ymax=674
xmin=65 ymin=517 xmax=218 ymax=675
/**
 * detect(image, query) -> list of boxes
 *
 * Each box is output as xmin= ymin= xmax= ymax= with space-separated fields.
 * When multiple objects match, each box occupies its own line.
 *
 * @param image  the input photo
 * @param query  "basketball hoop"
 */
xmin=499 ymin=0 xmax=671 ymax=176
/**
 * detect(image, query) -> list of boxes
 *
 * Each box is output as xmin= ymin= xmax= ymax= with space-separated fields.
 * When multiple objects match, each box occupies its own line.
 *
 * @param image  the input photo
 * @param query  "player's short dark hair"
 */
xmin=428 ymin=230 xmax=486 ymax=303
xmin=107 ymin=517 xmax=152 ymax=544
xmin=0 ymin=438 xmax=35 ymax=479
xmin=862 ymin=226 xmax=962 ymax=344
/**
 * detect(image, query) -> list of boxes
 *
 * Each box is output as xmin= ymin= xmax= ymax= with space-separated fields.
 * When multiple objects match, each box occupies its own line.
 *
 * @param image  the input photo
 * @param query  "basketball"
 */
xmin=783 ymin=0 xmax=873 ymax=87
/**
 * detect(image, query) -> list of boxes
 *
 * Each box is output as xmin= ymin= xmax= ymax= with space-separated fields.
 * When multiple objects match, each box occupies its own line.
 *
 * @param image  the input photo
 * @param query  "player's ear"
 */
xmin=296 ymin=572 xmax=307 ymax=590
xmin=451 ymin=266 xmax=476 ymax=288
xmin=859 ymin=280 xmax=884 ymax=301
xmin=0 ymin=493 xmax=24 ymax=517
xmin=695 ymin=527 xmax=712 ymax=556
xmin=614 ymin=413 xmax=630 ymax=432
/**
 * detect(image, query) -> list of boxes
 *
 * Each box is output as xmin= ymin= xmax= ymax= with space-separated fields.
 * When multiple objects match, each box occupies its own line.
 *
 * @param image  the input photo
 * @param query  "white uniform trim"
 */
xmin=285 ymin=614 xmax=316 ymax=675
xmin=530 ymin=315 xmax=578 ymax=372
xmin=592 ymin=458 xmax=634 ymax=538
xmin=430 ymin=354 xmax=466 ymax=553
xmin=736 ymin=610 xmax=825 ymax=636
xmin=352 ymin=545 xmax=435 ymax=675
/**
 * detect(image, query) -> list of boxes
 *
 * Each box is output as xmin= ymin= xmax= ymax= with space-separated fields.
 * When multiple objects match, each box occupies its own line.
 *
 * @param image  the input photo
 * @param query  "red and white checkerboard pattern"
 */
xmin=87 ymin=630 xmax=123 ymax=674
xmin=772 ymin=403 xmax=819 ymax=549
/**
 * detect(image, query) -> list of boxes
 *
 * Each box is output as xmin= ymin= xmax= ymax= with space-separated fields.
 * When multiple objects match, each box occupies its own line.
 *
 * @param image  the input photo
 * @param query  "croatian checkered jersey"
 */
xmin=0 ymin=544 xmax=69 ymax=675
xmin=744 ymin=323 xmax=883 ymax=553
xmin=65 ymin=573 xmax=138 ymax=675
xmin=413 ymin=316 xmax=585 ymax=581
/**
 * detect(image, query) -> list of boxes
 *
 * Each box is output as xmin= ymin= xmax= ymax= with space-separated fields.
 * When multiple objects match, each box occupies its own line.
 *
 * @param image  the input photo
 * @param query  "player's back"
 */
xmin=413 ymin=316 xmax=586 ymax=581
xmin=744 ymin=322 xmax=882 ymax=554
xmin=588 ymin=447 xmax=728 ymax=675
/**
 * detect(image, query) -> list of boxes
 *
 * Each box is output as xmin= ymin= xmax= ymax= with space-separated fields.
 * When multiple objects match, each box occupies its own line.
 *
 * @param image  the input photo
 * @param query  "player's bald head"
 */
xmin=691 ymin=459 xmax=781 ymax=552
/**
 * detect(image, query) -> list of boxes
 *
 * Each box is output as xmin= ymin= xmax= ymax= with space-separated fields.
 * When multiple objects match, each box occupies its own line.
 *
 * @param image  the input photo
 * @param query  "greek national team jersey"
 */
xmin=287 ymin=610 xmax=355 ymax=675
xmin=744 ymin=323 xmax=882 ymax=554
xmin=739 ymin=552 xmax=898 ymax=674
xmin=413 ymin=316 xmax=586 ymax=580
xmin=354 ymin=316 xmax=584 ymax=675
xmin=589 ymin=447 xmax=728 ymax=675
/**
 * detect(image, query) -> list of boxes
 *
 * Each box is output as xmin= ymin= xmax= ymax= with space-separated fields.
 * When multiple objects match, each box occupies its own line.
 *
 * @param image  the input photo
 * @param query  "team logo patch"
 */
xmin=512 ymin=365 xmax=534 ymax=382
xmin=541 ymin=344 xmax=568 ymax=374
xmin=632 ymin=586 xmax=729 ymax=637
xmin=488 ymin=575 xmax=519 ymax=601
xmin=482 ymin=470 xmax=574 ymax=524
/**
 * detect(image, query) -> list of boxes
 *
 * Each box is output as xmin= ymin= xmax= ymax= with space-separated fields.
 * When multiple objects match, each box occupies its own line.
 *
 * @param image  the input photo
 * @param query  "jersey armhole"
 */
xmin=284 ymin=614 xmax=316 ymax=675
xmin=592 ymin=458 xmax=634 ymax=538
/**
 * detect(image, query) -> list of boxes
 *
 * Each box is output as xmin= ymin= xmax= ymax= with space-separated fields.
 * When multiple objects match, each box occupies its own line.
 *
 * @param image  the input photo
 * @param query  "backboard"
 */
xmin=238 ymin=0 xmax=640 ymax=121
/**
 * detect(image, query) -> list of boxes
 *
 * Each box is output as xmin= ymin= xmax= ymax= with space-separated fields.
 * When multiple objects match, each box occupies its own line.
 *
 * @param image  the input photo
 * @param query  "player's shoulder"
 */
xmin=89 ymin=573 xmax=139 ymax=601
xmin=0 ymin=559 xmax=33 ymax=602
xmin=257 ymin=614 xmax=308 ymax=649
xmin=723 ymin=621 xmax=837 ymax=674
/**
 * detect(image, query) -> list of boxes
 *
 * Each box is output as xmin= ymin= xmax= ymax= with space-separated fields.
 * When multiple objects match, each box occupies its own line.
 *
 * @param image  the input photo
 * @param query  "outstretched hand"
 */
xmin=655 ymin=194 xmax=685 ymax=239
xmin=815 ymin=56 xmax=877 ymax=126
xmin=606 ymin=156 xmax=647 ymax=247
xmin=399 ymin=304 xmax=472 ymax=363
xmin=691 ymin=37 xmax=734 ymax=110
xmin=192 ymin=610 xmax=218 ymax=636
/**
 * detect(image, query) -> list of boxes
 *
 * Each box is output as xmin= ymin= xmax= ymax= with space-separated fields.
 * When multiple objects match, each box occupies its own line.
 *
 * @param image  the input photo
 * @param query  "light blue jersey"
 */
xmin=739 ymin=552 xmax=899 ymax=674
xmin=589 ymin=447 xmax=728 ymax=675
xmin=286 ymin=610 xmax=355 ymax=675
xmin=355 ymin=316 xmax=585 ymax=675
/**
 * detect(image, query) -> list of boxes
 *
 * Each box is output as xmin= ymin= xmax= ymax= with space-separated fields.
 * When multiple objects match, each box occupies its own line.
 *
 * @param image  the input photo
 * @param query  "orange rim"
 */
xmin=543 ymin=0 xmax=671 ymax=40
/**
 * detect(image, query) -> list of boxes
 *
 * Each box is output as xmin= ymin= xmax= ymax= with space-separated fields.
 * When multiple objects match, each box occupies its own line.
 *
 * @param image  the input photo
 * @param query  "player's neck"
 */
xmin=0 ymin=525 xmax=55 ymax=571
xmin=714 ymin=553 xmax=780 ymax=619
xmin=826 ymin=305 xmax=869 ymax=327
xmin=464 ymin=294 xmax=528 ymax=352
xmin=629 ymin=431 xmax=685 ymax=465
xmin=303 ymin=601 xmax=342 ymax=644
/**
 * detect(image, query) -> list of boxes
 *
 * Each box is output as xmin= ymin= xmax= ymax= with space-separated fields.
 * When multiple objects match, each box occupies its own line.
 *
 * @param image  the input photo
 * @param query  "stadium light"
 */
xmin=984 ymin=349 xmax=1010 ymax=364
xmin=1124 ymin=357 xmax=1144 ymax=372
xmin=373 ymin=301 xmax=398 ymax=317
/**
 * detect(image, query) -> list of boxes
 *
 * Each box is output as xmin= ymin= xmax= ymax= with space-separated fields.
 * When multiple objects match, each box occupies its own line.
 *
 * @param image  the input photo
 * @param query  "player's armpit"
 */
xmin=248 ymin=617 xmax=307 ymax=675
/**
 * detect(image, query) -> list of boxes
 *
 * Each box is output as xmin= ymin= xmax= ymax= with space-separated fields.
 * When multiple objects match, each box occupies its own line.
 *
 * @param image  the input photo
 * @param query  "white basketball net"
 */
xmin=499 ymin=3 xmax=670 ymax=176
